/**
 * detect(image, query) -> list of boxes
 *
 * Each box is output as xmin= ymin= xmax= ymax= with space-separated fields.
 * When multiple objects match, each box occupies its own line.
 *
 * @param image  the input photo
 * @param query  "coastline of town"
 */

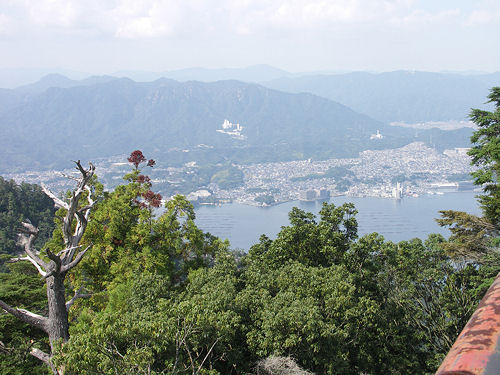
xmin=3 ymin=142 xmax=476 ymax=209
xmin=189 ymin=142 xmax=476 ymax=207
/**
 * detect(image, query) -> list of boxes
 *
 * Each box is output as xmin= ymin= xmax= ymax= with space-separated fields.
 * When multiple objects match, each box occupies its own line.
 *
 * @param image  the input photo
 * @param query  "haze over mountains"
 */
xmin=0 ymin=67 xmax=494 ymax=173
xmin=265 ymin=71 xmax=499 ymax=123
xmin=0 ymin=65 xmax=298 ymax=88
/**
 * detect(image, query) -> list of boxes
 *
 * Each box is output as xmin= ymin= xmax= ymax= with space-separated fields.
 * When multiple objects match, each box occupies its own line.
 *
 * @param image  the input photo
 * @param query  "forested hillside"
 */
xmin=0 ymin=177 xmax=56 ymax=258
xmin=0 ymin=77 xmax=472 ymax=173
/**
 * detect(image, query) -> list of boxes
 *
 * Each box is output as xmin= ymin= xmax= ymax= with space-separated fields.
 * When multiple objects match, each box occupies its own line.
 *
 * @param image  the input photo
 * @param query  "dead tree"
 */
xmin=0 ymin=161 xmax=95 ymax=375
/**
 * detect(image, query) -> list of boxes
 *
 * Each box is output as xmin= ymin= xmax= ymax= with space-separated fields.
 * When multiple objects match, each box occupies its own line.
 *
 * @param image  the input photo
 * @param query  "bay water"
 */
xmin=195 ymin=191 xmax=480 ymax=250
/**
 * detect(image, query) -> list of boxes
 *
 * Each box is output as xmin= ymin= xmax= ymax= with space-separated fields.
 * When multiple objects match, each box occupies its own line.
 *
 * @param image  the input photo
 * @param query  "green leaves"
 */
xmin=258 ymin=203 xmax=359 ymax=269
xmin=468 ymin=87 xmax=500 ymax=224
xmin=0 ymin=261 xmax=48 ymax=374
xmin=0 ymin=177 xmax=56 ymax=259
xmin=437 ymin=87 xmax=500 ymax=262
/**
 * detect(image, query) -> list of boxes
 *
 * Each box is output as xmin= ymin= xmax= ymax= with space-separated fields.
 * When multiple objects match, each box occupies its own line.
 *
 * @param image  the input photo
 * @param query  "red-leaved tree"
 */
xmin=127 ymin=150 xmax=162 ymax=209
xmin=128 ymin=150 xmax=147 ymax=169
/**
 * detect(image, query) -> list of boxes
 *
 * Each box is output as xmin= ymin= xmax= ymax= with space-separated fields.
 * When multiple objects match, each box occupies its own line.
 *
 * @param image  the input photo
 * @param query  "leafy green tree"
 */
xmin=239 ymin=205 xmax=405 ymax=375
xmin=254 ymin=203 xmax=357 ymax=268
xmin=56 ymin=154 xmax=231 ymax=374
xmin=164 ymin=249 xmax=243 ymax=374
xmin=58 ymin=247 xmax=239 ymax=374
xmin=469 ymin=87 xmax=500 ymax=224
xmin=54 ymin=272 xmax=173 ymax=374
xmin=381 ymin=235 xmax=487 ymax=370
xmin=438 ymin=87 xmax=500 ymax=261
xmin=239 ymin=203 xmax=491 ymax=374
xmin=72 ymin=176 xmax=220 ymax=299
xmin=238 ymin=259 xmax=360 ymax=374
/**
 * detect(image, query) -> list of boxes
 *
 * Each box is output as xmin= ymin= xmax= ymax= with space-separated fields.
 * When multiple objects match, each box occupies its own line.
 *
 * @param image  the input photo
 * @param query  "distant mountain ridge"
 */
xmin=0 ymin=74 xmax=119 ymax=115
xmin=264 ymin=70 xmax=499 ymax=123
xmin=0 ymin=65 xmax=294 ymax=89
xmin=113 ymin=64 xmax=296 ymax=83
xmin=15 ymin=74 xmax=118 ymax=94
xmin=4 ymin=68 xmax=497 ymax=126
xmin=0 ymin=68 xmax=89 ymax=89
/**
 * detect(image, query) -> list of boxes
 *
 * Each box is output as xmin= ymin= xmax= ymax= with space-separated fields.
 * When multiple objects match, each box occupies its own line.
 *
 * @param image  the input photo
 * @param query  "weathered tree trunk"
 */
xmin=46 ymin=274 xmax=70 ymax=347
xmin=0 ymin=161 xmax=95 ymax=375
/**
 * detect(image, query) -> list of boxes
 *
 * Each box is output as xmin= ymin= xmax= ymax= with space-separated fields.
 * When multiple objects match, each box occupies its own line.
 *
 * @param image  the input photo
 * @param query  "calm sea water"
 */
xmin=194 ymin=191 xmax=480 ymax=250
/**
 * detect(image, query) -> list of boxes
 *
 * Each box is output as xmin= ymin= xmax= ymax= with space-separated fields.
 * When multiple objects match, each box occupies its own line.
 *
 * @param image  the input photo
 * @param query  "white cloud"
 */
xmin=388 ymin=8 xmax=461 ymax=28
xmin=226 ymin=0 xmax=418 ymax=33
xmin=109 ymin=1 xmax=182 ymax=38
xmin=466 ymin=10 xmax=500 ymax=26
xmin=25 ymin=0 xmax=79 ymax=27
xmin=1 ymin=0 xmax=496 ymax=38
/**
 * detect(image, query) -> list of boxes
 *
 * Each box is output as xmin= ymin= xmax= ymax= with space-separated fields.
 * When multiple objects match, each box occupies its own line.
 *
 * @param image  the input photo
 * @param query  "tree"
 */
xmin=0 ymin=161 xmax=96 ymax=374
xmin=381 ymin=235 xmax=487 ymax=370
xmin=438 ymin=87 xmax=500 ymax=261
xmin=53 ymin=155 xmax=234 ymax=374
xmin=254 ymin=203 xmax=357 ymax=268
xmin=469 ymin=87 xmax=500 ymax=224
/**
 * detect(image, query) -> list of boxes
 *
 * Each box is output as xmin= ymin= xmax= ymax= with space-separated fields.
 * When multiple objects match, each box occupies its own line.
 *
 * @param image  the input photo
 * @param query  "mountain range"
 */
xmin=2 ymin=67 xmax=496 ymax=124
xmin=0 ymin=75 xmax=474 ymax=173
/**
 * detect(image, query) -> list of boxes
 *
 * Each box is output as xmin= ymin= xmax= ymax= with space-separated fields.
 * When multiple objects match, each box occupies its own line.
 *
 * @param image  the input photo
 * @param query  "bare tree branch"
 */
xmin=58 ymin=162 xmax=95 ymax=251
xmin=18 ymin=220 xmax=37 ymax=235
xmin=183 ymin=340 xmax=196 ymax=375
xmin=17 ymin=222 xmax=49 ymax=272
xmin=73 ymin=160 xmax=87 ymax=177
xmin=30 ymin=348 xmax=58 ymax=375
xmin=84 ymin=184 xmax=95 ymax=210
xmin=8 ymin=256 xmax=47 ymax=277
xmin=56 ymin=245 xmax=81 ymax=258
xmin=72 ymin=212 xmax=88 ymax=248
xmin=63 ymin=245 xmax=78 ymax=265
xmin=66 ymin=286 xmax=91 ymax=312
xmin=43 ymin=270 xmax=55 ymax=280
xmin=61 ymin=244 xmax=92 ymax=272
xmin=0 ymin=300 xmax=47 ymax=332
xmin=196 ymin=338 xmax=220 ymax=374
xmin=0 ymin=340 xmax=9 ymax=354
xmin=30 ymin=347 xmax=51 ymax=364
xmin=41 ymin=184 xmax=69 ymax=210
xmin=46 ymin=248 xmax=61 ymax=268
xmin=5 ymin=160 xmax=97 ymax=375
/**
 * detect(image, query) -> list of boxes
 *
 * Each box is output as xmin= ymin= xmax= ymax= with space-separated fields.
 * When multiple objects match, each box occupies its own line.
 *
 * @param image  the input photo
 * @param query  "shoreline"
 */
xmin=193 ymin=188 xmax=479 ymax=208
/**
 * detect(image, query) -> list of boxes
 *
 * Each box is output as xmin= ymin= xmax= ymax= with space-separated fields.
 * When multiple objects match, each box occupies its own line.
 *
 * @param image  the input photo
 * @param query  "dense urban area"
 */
xmin=4 ymin=141 xmax=475 ymax=207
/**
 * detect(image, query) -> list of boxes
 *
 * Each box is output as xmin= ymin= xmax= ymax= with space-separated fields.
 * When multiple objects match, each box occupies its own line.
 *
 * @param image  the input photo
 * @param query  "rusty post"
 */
xmin=436 ymin=272 xmax=500 ymax=375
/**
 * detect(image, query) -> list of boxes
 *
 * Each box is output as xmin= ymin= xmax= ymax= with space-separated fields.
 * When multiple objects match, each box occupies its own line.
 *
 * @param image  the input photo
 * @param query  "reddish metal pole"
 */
xmin=436 ymin=272 xmax=500 ymax=375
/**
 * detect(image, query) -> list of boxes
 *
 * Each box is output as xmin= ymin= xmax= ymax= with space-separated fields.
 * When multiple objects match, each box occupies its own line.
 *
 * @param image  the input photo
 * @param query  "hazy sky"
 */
xmin=1 ymin=0 xmax=499 ymax=74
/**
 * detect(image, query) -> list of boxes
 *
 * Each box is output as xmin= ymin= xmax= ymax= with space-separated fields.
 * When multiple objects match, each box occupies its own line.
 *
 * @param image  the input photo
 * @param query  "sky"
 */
xmin=1 ymin=0 xmax=499 ymax=75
